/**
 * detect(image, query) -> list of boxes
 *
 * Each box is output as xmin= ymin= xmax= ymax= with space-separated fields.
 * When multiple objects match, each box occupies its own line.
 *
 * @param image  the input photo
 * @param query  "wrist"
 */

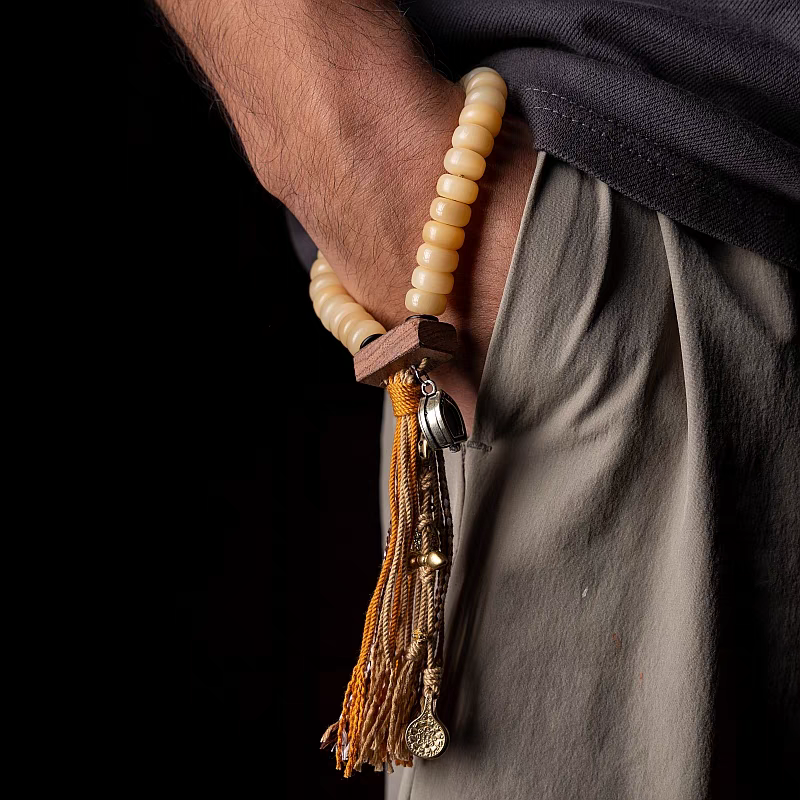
xmin=283 ymin=80 xmax=465 ymax=330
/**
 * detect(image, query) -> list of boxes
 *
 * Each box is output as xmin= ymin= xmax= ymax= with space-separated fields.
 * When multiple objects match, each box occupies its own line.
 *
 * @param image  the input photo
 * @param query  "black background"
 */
xmin=128 ymin=3 xmax=384 ymax=796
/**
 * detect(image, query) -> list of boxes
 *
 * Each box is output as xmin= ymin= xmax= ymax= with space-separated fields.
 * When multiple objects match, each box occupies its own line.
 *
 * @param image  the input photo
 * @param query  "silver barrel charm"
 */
xmin=414 ymin=369 xmax=467 ymax=452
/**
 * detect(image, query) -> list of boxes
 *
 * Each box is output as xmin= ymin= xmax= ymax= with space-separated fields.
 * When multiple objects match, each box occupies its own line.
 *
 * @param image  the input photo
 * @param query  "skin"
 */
xmin=157 ymin=0 xmax=537 ymax=430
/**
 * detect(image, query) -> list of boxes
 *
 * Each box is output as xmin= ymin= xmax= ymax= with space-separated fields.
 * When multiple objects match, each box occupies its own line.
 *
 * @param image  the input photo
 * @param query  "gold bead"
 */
xmin=425 ymin=551 xmax=447 ymax=570
xmin=418 ymin=437 xmax=431 ymax=460
xmin=409 ymin=550 xmax=448 ymax=570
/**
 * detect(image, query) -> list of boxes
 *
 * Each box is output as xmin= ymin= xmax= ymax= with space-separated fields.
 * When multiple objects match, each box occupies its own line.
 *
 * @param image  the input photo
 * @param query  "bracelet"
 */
xmin=316 ymin=67 xmax=508 ymax=776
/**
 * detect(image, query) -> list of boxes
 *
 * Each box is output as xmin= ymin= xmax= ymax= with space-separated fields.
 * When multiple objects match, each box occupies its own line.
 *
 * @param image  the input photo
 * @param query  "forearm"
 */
xmin=159 ymin=1 xmax=442 ymax=171
xmin=157 ymin=0 xmax=461 ymax=309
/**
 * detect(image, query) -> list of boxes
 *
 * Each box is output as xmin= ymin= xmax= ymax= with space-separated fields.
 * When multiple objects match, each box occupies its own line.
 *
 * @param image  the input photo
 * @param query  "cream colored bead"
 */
xmin=310 ymin=258 xmax=333 ymax=279
xmin=465 ymin=86 xmax=506 ymax=116
xmin=422 ymin=220 xmax=465 ymax=251
xmin=329 ymin=302 xmax=365 ymax=339
xmin=312 ymin=284 xmax=348 ymax=315
xmin=316 ymin=249 xmax=325 ymax=260
xmin=338 ymin=309 xmax=372 ymax=345
xmin=465 ymin=70 xmax=507 ymax=99
xmin=312 ymin=292 xmax=344 ymax=320
xmin=319 ymin=293 xmax=355 ymax=331
xmin=444 ymin=147 xmax=486 ymax=181
xmin=451 ymin=124 xmax=494 ymax=158
xmin=416 ymin=243 xmax=459 ymax=273
xmin=346 ymin=318 xmax=386 ymax=355
xmin=412 ymin=266 xmax=454 ymax=295
xmin=459 ymin=66 xmax=497 ymax=89
xmin=430 ymin=195 xmax=472 ymax=227
xmin=436 ymin=173 xmax=479 ymax=205
xmin=405 ymin=288 xmax=447 ymax=316
xmin=309 ymin=272 xmax=342 ymax=300
xmin=459 ymin=103 xmax=502 ymax=137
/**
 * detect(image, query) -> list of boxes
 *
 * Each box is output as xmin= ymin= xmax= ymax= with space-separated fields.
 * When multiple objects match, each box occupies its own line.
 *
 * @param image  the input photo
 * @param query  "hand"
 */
xmin=157 ymin=0 xmax=537 ymax=429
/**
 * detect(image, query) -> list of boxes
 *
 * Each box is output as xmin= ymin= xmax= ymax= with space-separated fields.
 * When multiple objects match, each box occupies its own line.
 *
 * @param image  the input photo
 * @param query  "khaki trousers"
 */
xmin=380 ymin=154 xmax=799 ymax=799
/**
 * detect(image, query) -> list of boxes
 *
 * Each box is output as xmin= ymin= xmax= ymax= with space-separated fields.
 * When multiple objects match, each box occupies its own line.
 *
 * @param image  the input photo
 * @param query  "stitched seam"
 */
xmin=524 ymin=88 xmax=671 ymax=149
xmin=522 ymin=85 xmax=798 ymax=161
xmin=527 ymin=103 xmax=680 ymax=175
xmin=466 ymin=440 xmax=492 ymax=452
xmin=524 ymin=102 xmax=781 ymax=220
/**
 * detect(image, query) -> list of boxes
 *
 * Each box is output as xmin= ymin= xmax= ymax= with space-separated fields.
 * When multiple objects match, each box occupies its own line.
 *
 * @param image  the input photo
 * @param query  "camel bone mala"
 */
xmin=315 ymin=67 xmax=508 ymax=775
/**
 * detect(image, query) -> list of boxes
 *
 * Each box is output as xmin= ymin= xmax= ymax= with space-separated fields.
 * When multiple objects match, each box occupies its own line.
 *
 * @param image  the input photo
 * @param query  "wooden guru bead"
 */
xmin=353 ymin=316 xmax=458 ymax=386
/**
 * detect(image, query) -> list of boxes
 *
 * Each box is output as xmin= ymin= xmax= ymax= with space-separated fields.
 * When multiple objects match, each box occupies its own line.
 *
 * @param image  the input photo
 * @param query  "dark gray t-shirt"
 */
xmin=404 ymin=0 xmax=800 ymax=270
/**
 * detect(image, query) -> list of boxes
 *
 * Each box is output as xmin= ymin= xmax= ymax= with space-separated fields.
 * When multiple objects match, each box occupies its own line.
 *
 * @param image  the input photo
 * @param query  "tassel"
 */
xmin=321 ymin=364 xmax=454 ymax=774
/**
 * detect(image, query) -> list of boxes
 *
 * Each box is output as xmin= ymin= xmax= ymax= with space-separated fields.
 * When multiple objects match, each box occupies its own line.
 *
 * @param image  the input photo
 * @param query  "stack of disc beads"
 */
xmin=406 ymin=66 xmax=508 ymax=317
xmin=309 ymin=67 xmax=508 ymax=349
xmin=307 ymin=251 xmax=387 ymax=355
